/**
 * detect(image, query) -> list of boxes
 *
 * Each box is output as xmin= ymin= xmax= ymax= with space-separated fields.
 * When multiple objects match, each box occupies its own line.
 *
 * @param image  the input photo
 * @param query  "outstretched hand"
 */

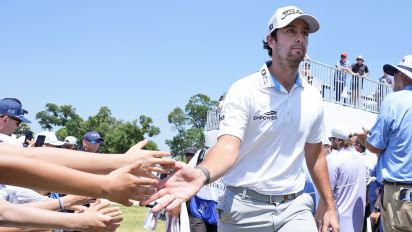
xmin=103 ymin=162 xmax=159 ymax=206
xmin=80 ymin=199 xmax=123 ymax=232
xmin=125 ymin=139 xmax=176 ymax=174
xmin=140 ymin=161 xmax=205 ymax=213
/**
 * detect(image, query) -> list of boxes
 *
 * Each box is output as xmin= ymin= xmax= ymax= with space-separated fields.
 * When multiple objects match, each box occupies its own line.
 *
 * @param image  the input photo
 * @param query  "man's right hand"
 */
xmin=139 ymin=161 xmax=205 ymax=213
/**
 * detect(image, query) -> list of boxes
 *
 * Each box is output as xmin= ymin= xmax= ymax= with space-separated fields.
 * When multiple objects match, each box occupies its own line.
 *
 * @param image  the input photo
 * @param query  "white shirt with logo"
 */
xmin=219 ymin=62 xmax=324 ymax=195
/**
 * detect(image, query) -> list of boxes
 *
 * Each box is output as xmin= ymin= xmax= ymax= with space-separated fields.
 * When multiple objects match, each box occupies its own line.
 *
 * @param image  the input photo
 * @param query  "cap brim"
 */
xmin=16 ymin=115 xmax=31 ymax=124
xmin=383 ymin=64 xmax=396 ymax=76
xmin=384 ymin=64 xmax=412 ymax=80
xmin=295 ymin=14 xmax=320 ymax=33
xmin=49 ymin=141 xmax=65 ymax=146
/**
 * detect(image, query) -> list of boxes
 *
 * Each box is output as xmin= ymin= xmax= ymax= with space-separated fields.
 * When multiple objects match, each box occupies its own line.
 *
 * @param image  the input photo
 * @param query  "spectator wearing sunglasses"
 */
xmin=0 ymin=98 xmax=31 ymax=146
xmin=82 ymin=131 xmax=103 ymax=153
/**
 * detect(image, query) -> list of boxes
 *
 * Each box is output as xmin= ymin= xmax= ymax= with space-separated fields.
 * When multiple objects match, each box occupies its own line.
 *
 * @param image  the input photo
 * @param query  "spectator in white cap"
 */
xmin=142 ymin=5 xmax=339 ymax=232
xmin=317 ymin=124 xmax=366 ymax=232
xmin=63 ymin=136 xmax=77 ymax=150
xmin=358 ymin=55 xmax=412 ymax=231
xmin=82 ymin=131 xmax=103 ymax=153
xmin=35 ymin=131 xmax=65 ymax=148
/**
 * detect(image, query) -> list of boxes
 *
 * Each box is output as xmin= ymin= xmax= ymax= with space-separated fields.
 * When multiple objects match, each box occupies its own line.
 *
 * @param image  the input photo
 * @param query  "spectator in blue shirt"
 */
xmin=358 ymin=55 xmax=412 ymax=232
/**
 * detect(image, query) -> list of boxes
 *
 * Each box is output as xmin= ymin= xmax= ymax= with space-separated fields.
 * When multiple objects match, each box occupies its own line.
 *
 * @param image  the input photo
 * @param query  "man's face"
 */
xmin=0 ymin=115 xmax=21 ymax=135
xmin=82 ymin=140 xmax=101 ymax=153
xmin=268 ymin=19 xmax=309 ymax=65
xmin=184 ymin=153 xmax=194 ymax=163
xmin=329 ymin=137 xmax=340 ymax=150
xmin=393 ymin=70 xmax=405 ymax=92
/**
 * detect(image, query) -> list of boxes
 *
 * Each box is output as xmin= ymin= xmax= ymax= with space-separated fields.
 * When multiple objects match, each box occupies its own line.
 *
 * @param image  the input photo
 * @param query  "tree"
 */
xmin=36 ymin=103 xmax=82 ymax=131
xmin=166 ymin=94 xmax=218 ymax=158
xmin=14 ymin=123 xmax=32 ymax=137
xmin=35 ymin=103 xmax=160 ymax=153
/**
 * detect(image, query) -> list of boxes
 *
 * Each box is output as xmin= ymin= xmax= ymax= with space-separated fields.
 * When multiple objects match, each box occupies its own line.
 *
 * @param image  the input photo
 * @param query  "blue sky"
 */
xmin=1 ymin=1 xmax=410 ymax=151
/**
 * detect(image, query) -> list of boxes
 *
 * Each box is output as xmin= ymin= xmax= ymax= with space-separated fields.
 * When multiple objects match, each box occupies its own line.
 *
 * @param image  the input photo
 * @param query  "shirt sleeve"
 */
xmin=367 ymin=97 xmax=393 ymax=150
xmin=218 ymin=82 xmax=250 ymax=141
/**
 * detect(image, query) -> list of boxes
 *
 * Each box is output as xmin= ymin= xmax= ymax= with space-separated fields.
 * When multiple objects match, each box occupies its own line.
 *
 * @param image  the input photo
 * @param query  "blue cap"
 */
xmin=83 ymin=131 xmax=103 ymax=141
xmin=0 ymin=98 xmax=31 ymax=123
xmin=184 ymin=146 xmax=198 ymax=155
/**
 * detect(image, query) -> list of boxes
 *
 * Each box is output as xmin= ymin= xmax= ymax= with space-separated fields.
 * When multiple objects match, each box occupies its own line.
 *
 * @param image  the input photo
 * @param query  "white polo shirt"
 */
xmin=219 ymin=62 xmax=324 ymax=195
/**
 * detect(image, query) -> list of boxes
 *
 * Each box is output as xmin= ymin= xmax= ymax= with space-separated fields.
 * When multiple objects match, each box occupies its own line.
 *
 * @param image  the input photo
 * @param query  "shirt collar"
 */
xmin=260 ymin=61 xmax=303 ymax=91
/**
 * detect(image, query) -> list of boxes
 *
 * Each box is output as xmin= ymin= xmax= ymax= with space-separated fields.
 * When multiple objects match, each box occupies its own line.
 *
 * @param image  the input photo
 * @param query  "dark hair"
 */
xmin=262 ymin=29 xmax=278 ymax=57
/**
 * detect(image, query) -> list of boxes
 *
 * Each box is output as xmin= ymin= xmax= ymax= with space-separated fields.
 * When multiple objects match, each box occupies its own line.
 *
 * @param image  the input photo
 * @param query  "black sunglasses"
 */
xmin=0 ymin=115 xmax=22 ymax=126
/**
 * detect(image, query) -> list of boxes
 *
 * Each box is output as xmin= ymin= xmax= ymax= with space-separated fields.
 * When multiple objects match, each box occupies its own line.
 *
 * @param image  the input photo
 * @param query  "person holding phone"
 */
xmin=34 ymin=131 xmax=64 ymax=148
xmin=23 ymin=131 xmax=33 ymax=147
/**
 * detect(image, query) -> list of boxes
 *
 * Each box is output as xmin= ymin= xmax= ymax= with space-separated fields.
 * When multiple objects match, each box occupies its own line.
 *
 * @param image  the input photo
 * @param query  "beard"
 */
xmin=274 ymin=46 xmax=306 ymax=70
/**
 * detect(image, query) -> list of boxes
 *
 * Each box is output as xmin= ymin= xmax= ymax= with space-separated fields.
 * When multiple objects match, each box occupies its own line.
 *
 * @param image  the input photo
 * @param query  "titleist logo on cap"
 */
xmin=281 ymin=8 xmax=303 ymax=20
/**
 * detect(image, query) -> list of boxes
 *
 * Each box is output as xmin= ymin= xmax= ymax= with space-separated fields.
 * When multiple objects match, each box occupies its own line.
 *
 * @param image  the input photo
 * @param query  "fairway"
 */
xmin=117 ymin=205 xmax=165 ymax=232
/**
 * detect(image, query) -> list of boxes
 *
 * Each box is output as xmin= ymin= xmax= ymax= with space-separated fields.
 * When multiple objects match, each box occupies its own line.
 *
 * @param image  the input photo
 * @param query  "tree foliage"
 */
xmin=166 ymin=94 xmax=218 ymax=158
xmin=35 ymin=104 xmax=160 ymax=153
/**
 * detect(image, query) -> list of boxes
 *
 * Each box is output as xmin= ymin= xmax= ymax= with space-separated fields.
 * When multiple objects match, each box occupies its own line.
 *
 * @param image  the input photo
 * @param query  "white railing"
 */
xmin=299 ymin=60 xmax=393 ymax=113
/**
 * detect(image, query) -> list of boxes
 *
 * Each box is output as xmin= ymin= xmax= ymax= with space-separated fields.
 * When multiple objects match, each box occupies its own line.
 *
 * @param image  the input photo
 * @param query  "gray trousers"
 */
xmin=217 ymin=187 xmax=317 ymax=232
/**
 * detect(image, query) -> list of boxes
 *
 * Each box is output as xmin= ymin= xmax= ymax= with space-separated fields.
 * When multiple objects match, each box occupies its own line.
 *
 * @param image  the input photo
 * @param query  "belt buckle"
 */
xmin=269 ymin=195 xmax=280 ymax=205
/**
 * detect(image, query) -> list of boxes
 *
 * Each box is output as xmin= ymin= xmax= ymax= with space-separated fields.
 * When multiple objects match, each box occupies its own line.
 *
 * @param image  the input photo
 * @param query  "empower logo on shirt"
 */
xmin=253 ymin=111 xmax=277 ymax=120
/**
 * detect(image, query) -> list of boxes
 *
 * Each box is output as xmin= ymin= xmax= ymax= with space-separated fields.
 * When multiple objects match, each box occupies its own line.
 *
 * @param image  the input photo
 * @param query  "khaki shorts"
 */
xmin=382 ymin=183 xmax=412 ymax=232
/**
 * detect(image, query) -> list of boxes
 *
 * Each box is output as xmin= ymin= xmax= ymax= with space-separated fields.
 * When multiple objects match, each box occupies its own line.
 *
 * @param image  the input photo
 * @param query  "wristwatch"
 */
xmin=195 ymin=166 xmax=211 ymax=185
xmin=373 ymin=206 xmax=381 ymax=212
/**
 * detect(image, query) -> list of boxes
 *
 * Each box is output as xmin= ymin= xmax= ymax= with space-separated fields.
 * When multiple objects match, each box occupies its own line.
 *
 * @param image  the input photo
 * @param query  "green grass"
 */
xmin=117 ymin=205 xmax=165 ymax=232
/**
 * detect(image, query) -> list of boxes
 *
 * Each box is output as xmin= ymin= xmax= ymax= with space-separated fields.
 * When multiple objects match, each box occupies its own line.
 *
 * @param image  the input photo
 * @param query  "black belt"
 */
xmin=227 ymin=186 xmax=301 ymax=204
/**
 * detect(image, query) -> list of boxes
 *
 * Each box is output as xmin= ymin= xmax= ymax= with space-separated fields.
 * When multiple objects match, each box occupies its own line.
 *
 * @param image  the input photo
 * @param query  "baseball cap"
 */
xmin=35 ymin=131 xmax=65 ymax=146
xmin=64 ymin=136 xmax=77 ymax=145
xmin=383 ymin=55 xmax=412 ymax=80
xmin=329 ymin=124 xmax=350 ymax=140
xmin=356 ymin=55 xmax=364 ymax=60
xmin=83 ymin=131 xmax=104 ymax=141
xmin=0 ymin=98 xmax=31 ymax=123
xmin=184 ymin=146 xmax=197 ymax=155
xmin=268 ymin=6 xmax=320 ymax=34
xmin=341 ymin=52 xmax=347 ymax=57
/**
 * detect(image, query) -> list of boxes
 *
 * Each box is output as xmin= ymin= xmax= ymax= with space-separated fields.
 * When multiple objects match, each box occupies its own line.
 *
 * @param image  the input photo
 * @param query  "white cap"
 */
xmin=268 ymin=6 xmax=320 ymax=34
xmin=322 ymin=136 xmax=331 ymax=146
xmin=330 ymin=124 xmax=350 ymax=140
xmin=383 ymin=55 xmax=412 ymax=80
xmin=357 ymin=55 xmax=364 ymax=61
xmin=35 ymin=131 xmax=65 ymax=146
xmin=64 ymin=136 xmax=77 ymax=145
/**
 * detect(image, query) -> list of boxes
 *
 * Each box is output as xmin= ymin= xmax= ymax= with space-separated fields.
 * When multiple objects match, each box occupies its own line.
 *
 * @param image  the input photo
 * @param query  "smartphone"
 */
xmin=25 ymin=131 xmax=33 ymax=141
xmin=34 ymin=135 xmax=46 ymax=147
